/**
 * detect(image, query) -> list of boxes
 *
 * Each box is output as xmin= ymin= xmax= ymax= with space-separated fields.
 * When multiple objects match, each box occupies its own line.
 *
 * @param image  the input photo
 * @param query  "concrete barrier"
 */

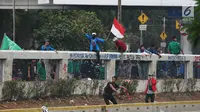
xmin=0 ymin=50 xmax=198 ymax=81
xmin=1 ymin=101 xmax=200 ymax=112
xmin=0 ymin=51 xmax=199 ymax=99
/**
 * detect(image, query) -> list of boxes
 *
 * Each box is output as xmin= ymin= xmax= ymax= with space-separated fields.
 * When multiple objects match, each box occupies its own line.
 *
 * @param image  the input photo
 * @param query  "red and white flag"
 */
xmin=111 ymin=18 xmax=125 ymax=38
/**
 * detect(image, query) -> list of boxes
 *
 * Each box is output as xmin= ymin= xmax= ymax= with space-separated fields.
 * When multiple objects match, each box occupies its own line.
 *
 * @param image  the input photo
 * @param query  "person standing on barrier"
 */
xmin=113 ymin=37 xmax=127 ymax=53
xmin=83 ymin=29 xmax=104 ymax=67
xmin=103 ymin=76 xmax=127 ymax=105
xmin=145 ymin=74 xmax=157 ymax=103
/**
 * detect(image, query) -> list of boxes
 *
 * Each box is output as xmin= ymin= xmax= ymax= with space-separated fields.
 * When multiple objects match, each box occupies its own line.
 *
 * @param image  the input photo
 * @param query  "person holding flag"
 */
xmin=110 ymin=18 xmax=127 ymax=55
xmin=113 ymin=37 xmax=127 ymax=53
xmin=83 ymin=29 xmax=104 ymax=66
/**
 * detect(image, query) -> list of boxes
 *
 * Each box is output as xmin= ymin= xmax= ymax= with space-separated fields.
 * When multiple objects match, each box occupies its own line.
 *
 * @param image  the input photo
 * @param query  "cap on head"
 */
xmin=44 ymin=39 xmax=49 ymax=42
xmin=113 ymin=37 xmax=118 ymax=42
xmin=92 ymin=32 xmax=96 ymax=35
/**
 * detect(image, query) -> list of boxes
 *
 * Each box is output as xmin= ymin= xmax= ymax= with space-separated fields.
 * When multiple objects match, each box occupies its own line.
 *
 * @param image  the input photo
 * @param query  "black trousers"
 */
xmin=145 ymin=94 xmax=155 ymax=103
xmin=92 ymin=50 xmax=100 ymax=64
xmin=103 ymin=94 xmax=117 ymax=105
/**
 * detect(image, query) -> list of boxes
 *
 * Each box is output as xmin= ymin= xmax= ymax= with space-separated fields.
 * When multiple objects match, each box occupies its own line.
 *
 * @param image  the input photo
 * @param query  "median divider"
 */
xmin=0 ymin=101 xmax=200 ymax=112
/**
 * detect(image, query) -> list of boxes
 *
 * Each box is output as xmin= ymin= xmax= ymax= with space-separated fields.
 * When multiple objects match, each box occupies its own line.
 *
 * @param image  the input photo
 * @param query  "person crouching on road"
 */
xmin=145 ymin=74 xmax=157 ymax=103
xmin=103 ymin=76 xmax=127 ymax=105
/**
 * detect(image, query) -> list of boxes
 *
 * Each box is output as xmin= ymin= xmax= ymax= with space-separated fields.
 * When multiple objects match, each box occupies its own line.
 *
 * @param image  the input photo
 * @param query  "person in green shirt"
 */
xmin=167 ymin=36 xmax=184 ymax=78
xmin=168 ymin=36 xmax=184 ymax=55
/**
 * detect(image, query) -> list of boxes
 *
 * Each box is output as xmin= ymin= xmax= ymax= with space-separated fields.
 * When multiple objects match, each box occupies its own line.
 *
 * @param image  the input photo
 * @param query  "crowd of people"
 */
xmin=85 ymin=33 xmax=184 ymax=105
xmin=12 ymin=31 xmax=185 ymax=105
xmin=12 ymin=39 xmax=57 ymax=81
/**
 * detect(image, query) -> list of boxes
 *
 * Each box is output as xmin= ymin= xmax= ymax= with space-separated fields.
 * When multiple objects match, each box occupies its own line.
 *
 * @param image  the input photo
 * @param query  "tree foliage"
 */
xmin=0 ymin=10 xmax=22 ymax=37
xmin=33 ymin=10 xmax=104 ymax=50
xmin=0 ymin=8 xmax=171 ymax=51
xmin=186 ymin=0 xmax=200 ymax=47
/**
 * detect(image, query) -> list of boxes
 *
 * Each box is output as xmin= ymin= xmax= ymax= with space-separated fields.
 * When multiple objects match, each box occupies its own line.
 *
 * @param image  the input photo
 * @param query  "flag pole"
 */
xmin=13 ymin=0 xmax=16 ymax=42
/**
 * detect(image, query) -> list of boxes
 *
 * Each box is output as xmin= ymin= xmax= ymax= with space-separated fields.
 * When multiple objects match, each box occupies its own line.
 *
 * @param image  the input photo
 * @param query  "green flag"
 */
xmin=0 ymin=35 xmax=22 ymax=50
xmin=37 ymin=61 xmax=46 ymax=81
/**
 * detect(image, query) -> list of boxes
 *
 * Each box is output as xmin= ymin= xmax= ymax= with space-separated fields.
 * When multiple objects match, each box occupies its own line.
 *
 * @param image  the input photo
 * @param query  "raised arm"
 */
xmin=84 ymin=34 xmax=92 ymax=40
xmin=96 ymin=37 xmax=104 ymax=43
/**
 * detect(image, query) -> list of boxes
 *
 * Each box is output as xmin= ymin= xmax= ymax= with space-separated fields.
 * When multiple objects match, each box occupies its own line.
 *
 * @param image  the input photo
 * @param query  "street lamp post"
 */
xmin=13 ymin=0 xmax=16 ymax=42
xmin=117 ymin=0 xmax=122 ymax=22
xmin=163 ymin=17 xmax=166 ymax=53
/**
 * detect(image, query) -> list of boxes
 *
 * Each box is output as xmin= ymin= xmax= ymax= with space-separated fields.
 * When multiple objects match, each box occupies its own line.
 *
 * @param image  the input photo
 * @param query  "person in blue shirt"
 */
xmin=137 ymin=45 xmax=151 ymax=54
xmin=41 ymin=39 xmax=56 ymax=51
xmin=84 ymin=32 xmax=104 ymax=66
xmin=137 ymin=45 xmax=161 ymax=58
xmin=149 ymin=44 xmax=162 ymax=58
xmin=137 ymin=45 xmax=161 ymax=79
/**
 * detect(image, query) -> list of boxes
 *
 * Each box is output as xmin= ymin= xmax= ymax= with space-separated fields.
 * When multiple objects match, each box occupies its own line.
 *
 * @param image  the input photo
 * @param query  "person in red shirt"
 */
xmin=144 ymin=74 xmax=157 ymax=103
xmin=113 ymin=37 xmax=127 ymax=53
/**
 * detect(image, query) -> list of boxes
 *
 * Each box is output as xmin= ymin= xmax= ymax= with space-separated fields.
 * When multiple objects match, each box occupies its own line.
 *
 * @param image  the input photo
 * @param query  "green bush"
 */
xmin=2 ymin=78 xmax=77 ymax=100
xmin=50 ymin=78 xmax=77 ymax=97
xmin=2 ymin=81 xmax=25 ymax=100
xmin=121 ymin=80 xmax=138 ymax=94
